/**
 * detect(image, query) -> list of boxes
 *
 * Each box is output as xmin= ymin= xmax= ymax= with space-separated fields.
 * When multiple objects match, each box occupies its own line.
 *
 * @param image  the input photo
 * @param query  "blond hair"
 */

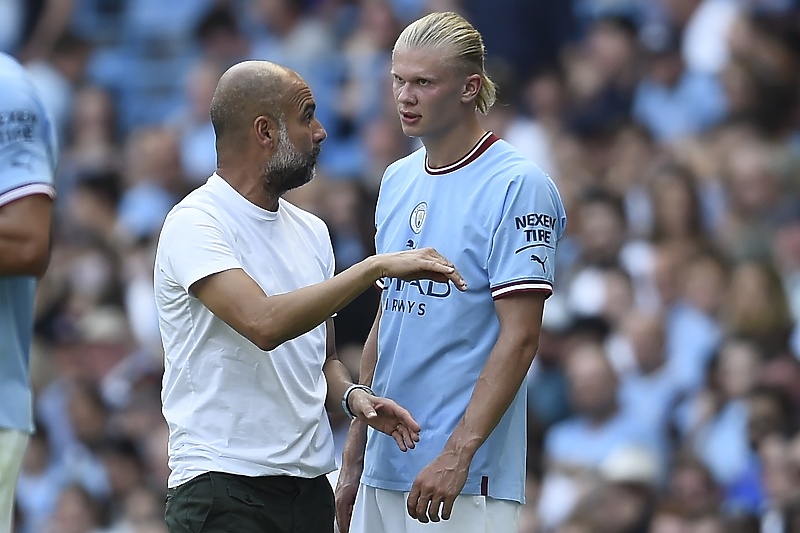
xmin=394 ymin=11 xmax=496 ymax=114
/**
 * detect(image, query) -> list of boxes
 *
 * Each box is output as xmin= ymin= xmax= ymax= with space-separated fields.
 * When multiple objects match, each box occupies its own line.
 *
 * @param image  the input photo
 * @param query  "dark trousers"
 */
xmin=165 ymin=471 xmax=334 ymax=533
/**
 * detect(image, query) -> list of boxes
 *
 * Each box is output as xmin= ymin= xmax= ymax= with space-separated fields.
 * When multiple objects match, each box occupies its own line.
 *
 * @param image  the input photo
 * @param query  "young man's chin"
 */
xmin=400 ymin=123 xmax=424 ymax=138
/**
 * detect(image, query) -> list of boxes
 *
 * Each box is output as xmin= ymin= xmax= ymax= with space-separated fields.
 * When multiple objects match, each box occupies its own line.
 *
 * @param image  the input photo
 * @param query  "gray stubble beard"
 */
xmin=262 ymin=120 xmax=318 ymax=197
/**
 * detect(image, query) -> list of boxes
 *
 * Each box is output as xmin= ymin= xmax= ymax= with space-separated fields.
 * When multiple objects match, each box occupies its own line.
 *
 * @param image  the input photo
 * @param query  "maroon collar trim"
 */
xmin=424 ymin=132 xmax=499 ymax=175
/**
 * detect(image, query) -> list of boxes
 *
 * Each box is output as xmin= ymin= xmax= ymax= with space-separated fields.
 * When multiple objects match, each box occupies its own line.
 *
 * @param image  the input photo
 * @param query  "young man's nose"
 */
xmin=396 ymin=84 xmax=415 ymax=104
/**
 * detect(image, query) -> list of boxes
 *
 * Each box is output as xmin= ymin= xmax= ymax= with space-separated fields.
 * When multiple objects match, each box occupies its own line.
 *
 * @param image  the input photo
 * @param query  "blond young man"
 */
xmin=336 ymin=12 xmax=567 ymax=533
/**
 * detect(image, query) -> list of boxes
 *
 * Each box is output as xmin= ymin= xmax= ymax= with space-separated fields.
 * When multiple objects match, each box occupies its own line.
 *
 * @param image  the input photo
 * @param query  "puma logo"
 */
xmin=406 ymin=239 xmax=415 ymax=249
xmin=530 ymin=254 xmax=547 ymax=272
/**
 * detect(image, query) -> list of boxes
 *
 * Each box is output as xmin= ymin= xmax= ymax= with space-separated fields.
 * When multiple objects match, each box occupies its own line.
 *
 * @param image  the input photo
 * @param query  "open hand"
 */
xmin=348 ymin=390 xmax=420 ymax=452
xmin=376 ymin=247 xmax=467 ymax=291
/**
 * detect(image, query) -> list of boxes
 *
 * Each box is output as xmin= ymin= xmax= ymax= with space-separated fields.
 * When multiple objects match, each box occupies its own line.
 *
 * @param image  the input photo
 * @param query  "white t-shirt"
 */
xmin=154 ymin=173 xmax=337 ymax=488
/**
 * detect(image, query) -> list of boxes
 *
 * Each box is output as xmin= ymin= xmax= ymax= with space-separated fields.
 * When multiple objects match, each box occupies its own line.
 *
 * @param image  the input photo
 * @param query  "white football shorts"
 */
xmin=348 ymin=484 xmax=521 ymax=533
xmin=0 ymin=429 xmax=29 ymax=533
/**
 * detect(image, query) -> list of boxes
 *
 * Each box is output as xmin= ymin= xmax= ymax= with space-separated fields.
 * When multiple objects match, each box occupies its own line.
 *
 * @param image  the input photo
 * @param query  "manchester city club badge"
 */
xmin=409 ymin=201 xmax=427 ymax=234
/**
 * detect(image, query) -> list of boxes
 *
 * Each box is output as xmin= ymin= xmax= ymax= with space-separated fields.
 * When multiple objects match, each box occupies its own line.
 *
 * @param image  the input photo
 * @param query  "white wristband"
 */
xmin=342 ymin=384 xmax=374 ymax=420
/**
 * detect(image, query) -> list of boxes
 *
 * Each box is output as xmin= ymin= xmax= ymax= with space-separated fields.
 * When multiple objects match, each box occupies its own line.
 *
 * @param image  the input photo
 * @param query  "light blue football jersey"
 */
xmin=362 ymin=132 xmax=566 ymax=503
xmin=0 ymin=52 xmax=57 ymax=433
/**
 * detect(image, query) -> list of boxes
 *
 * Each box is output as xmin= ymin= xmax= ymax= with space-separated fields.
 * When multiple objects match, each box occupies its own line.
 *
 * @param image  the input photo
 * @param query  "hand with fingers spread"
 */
xmin=406 ymin=450 xmax=470 ymax=523
xmin=347 ymin=389 xmax=421 ymax=452
xmin=374 ymin=247 xmax=468 ymax=291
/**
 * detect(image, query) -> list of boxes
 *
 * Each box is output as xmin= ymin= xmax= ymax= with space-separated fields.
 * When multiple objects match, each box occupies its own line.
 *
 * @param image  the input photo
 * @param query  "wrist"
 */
xmin=444 ymin=433 xmax=482 ymax=462
xmin=342 ymin=383 xmax=374 ymax=419
xmin=365 ymin=255 xmax=387 ymax=280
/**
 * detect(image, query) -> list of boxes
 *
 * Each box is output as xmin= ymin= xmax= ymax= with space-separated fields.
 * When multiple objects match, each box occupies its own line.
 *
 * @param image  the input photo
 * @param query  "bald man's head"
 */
xmin=209 ymin=60 xmax=326 ymax=201
xmin=210 ymin=61 xmax=292 ymax=150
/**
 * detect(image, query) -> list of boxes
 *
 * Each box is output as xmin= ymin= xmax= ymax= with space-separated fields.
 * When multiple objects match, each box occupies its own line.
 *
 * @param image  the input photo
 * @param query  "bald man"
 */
xmin=154 ymin=61 xmax=467 ymax=533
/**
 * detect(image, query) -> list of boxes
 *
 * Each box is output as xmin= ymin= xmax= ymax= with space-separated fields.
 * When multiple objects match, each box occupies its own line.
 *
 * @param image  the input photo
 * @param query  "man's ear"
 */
xmin=461 ymin=73 xmax=482 ymax=104
xmin=254 ymin=115 xmax=277 ymax=149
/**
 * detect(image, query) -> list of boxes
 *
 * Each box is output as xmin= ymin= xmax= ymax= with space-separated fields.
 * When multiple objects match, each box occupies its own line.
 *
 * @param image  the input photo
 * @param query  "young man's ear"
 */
xmin=461 ymin=74 xmax=482 ymax=104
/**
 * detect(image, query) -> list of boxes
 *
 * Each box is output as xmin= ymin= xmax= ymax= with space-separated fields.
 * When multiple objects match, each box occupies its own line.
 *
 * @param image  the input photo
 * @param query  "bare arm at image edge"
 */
xmin=0 ymin=193 xmax=53 ymax=277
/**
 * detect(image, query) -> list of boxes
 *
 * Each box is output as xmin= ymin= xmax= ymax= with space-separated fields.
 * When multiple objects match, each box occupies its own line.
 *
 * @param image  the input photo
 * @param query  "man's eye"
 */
xmin=418 ymin=79 xmax=429 ymax=86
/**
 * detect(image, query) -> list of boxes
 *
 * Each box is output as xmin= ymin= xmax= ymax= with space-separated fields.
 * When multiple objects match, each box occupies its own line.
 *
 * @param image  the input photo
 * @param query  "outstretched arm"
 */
xmin=191 ymin=248 xmax=465 ymax=352
xmin=407 ymin=291 xmax=546 ymax=523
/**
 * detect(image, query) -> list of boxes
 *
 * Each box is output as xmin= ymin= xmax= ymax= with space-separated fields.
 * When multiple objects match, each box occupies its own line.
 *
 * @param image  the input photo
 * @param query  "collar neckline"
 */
xmin=211 ymin=173 xmax=279 ymax=220
xmin=424 ymin=132 xmax=499 ymax=175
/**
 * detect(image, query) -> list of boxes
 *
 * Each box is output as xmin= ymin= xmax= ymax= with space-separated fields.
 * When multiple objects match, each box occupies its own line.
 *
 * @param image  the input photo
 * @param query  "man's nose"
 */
xmin=396 ymin=84 xmax=415 ymax=104
xmin=313 ymin=119 xmax=327 ymax=143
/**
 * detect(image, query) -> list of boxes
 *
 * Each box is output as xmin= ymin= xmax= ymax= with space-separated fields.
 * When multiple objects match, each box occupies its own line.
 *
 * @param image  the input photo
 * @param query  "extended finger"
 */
xmin=404 ymin=427 xmax=420 ymax=448
xmin=442 ymin=495 xmax=457 ymax=521
xmin=425 ymin=259 xmax=455 ymax=274
xmin=407 ymin=486 xmax=421 ymax=519
xmin=427 ymin=496 xmax=445 ymax=522
xmin=445 ymin=267 xmax=467 ymax=291
xmin=392 ymin=404 xmax=421 ymax=433
xmin=391 ymin=425 xmax=408 ymax=452
xmin=415 ymin=493 xmax=431 ymax=523
xmin=423 ymin=250 xmax=460 ymax=273
xmin=396 ymin=424 xmax=417 ymax=450
xmin=422 ymin=248 xmax=451 ymax=265
xmin=424 ymin=260 xmax=467 ymax=291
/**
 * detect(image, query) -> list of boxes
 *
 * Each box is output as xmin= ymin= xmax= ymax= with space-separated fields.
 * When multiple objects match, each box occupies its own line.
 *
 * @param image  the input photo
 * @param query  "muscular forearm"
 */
xmin=0 ymin=234 xmax=47 ymax=276
xmin=443 ymin=329 xmax=538 ymax=459
xmin=249 ymin=257 xmax=385 ymax=351
xmin=358 ymin=308 xmax=381 ymax=387
xmin=194 ymin=247 xmax=462 ymax=353
xmin=0 ymin=197 xmax=52 ymax=277
xmin=324 ymin=358 xmax=356 ymax=413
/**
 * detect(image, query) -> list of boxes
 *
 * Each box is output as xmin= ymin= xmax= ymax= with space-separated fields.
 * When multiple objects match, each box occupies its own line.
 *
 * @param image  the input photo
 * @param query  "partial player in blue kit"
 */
xmin=0 ymin=51 xmax=57 ymax=533
xmin=336 ymin=11 xmax=566 ymax=533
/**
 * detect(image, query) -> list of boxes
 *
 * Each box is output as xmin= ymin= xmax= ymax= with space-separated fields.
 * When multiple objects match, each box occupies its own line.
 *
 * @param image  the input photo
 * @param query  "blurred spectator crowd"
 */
xmin=6 ymin=0 xmax=800 ymax=532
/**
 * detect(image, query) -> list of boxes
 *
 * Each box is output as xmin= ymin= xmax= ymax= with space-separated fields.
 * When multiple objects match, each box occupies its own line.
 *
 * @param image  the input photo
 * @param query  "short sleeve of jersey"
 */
xmin=159 ymin=207 xmax=242 ymax=292
xmin=488 ymin=171 xmax=566 ymax=300
xmin=0 ymin=68 xmax=57 ymax=207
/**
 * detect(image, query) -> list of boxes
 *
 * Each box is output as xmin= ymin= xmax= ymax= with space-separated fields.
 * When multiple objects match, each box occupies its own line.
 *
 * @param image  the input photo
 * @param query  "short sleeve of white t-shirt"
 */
xmin=159 ymin=206 xmax=242 ymax=292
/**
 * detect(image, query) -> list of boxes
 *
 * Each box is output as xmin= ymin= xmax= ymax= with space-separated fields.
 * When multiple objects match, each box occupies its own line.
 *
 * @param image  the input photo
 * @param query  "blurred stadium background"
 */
xmin=6 ymin=0 xmax=800 ymax=531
